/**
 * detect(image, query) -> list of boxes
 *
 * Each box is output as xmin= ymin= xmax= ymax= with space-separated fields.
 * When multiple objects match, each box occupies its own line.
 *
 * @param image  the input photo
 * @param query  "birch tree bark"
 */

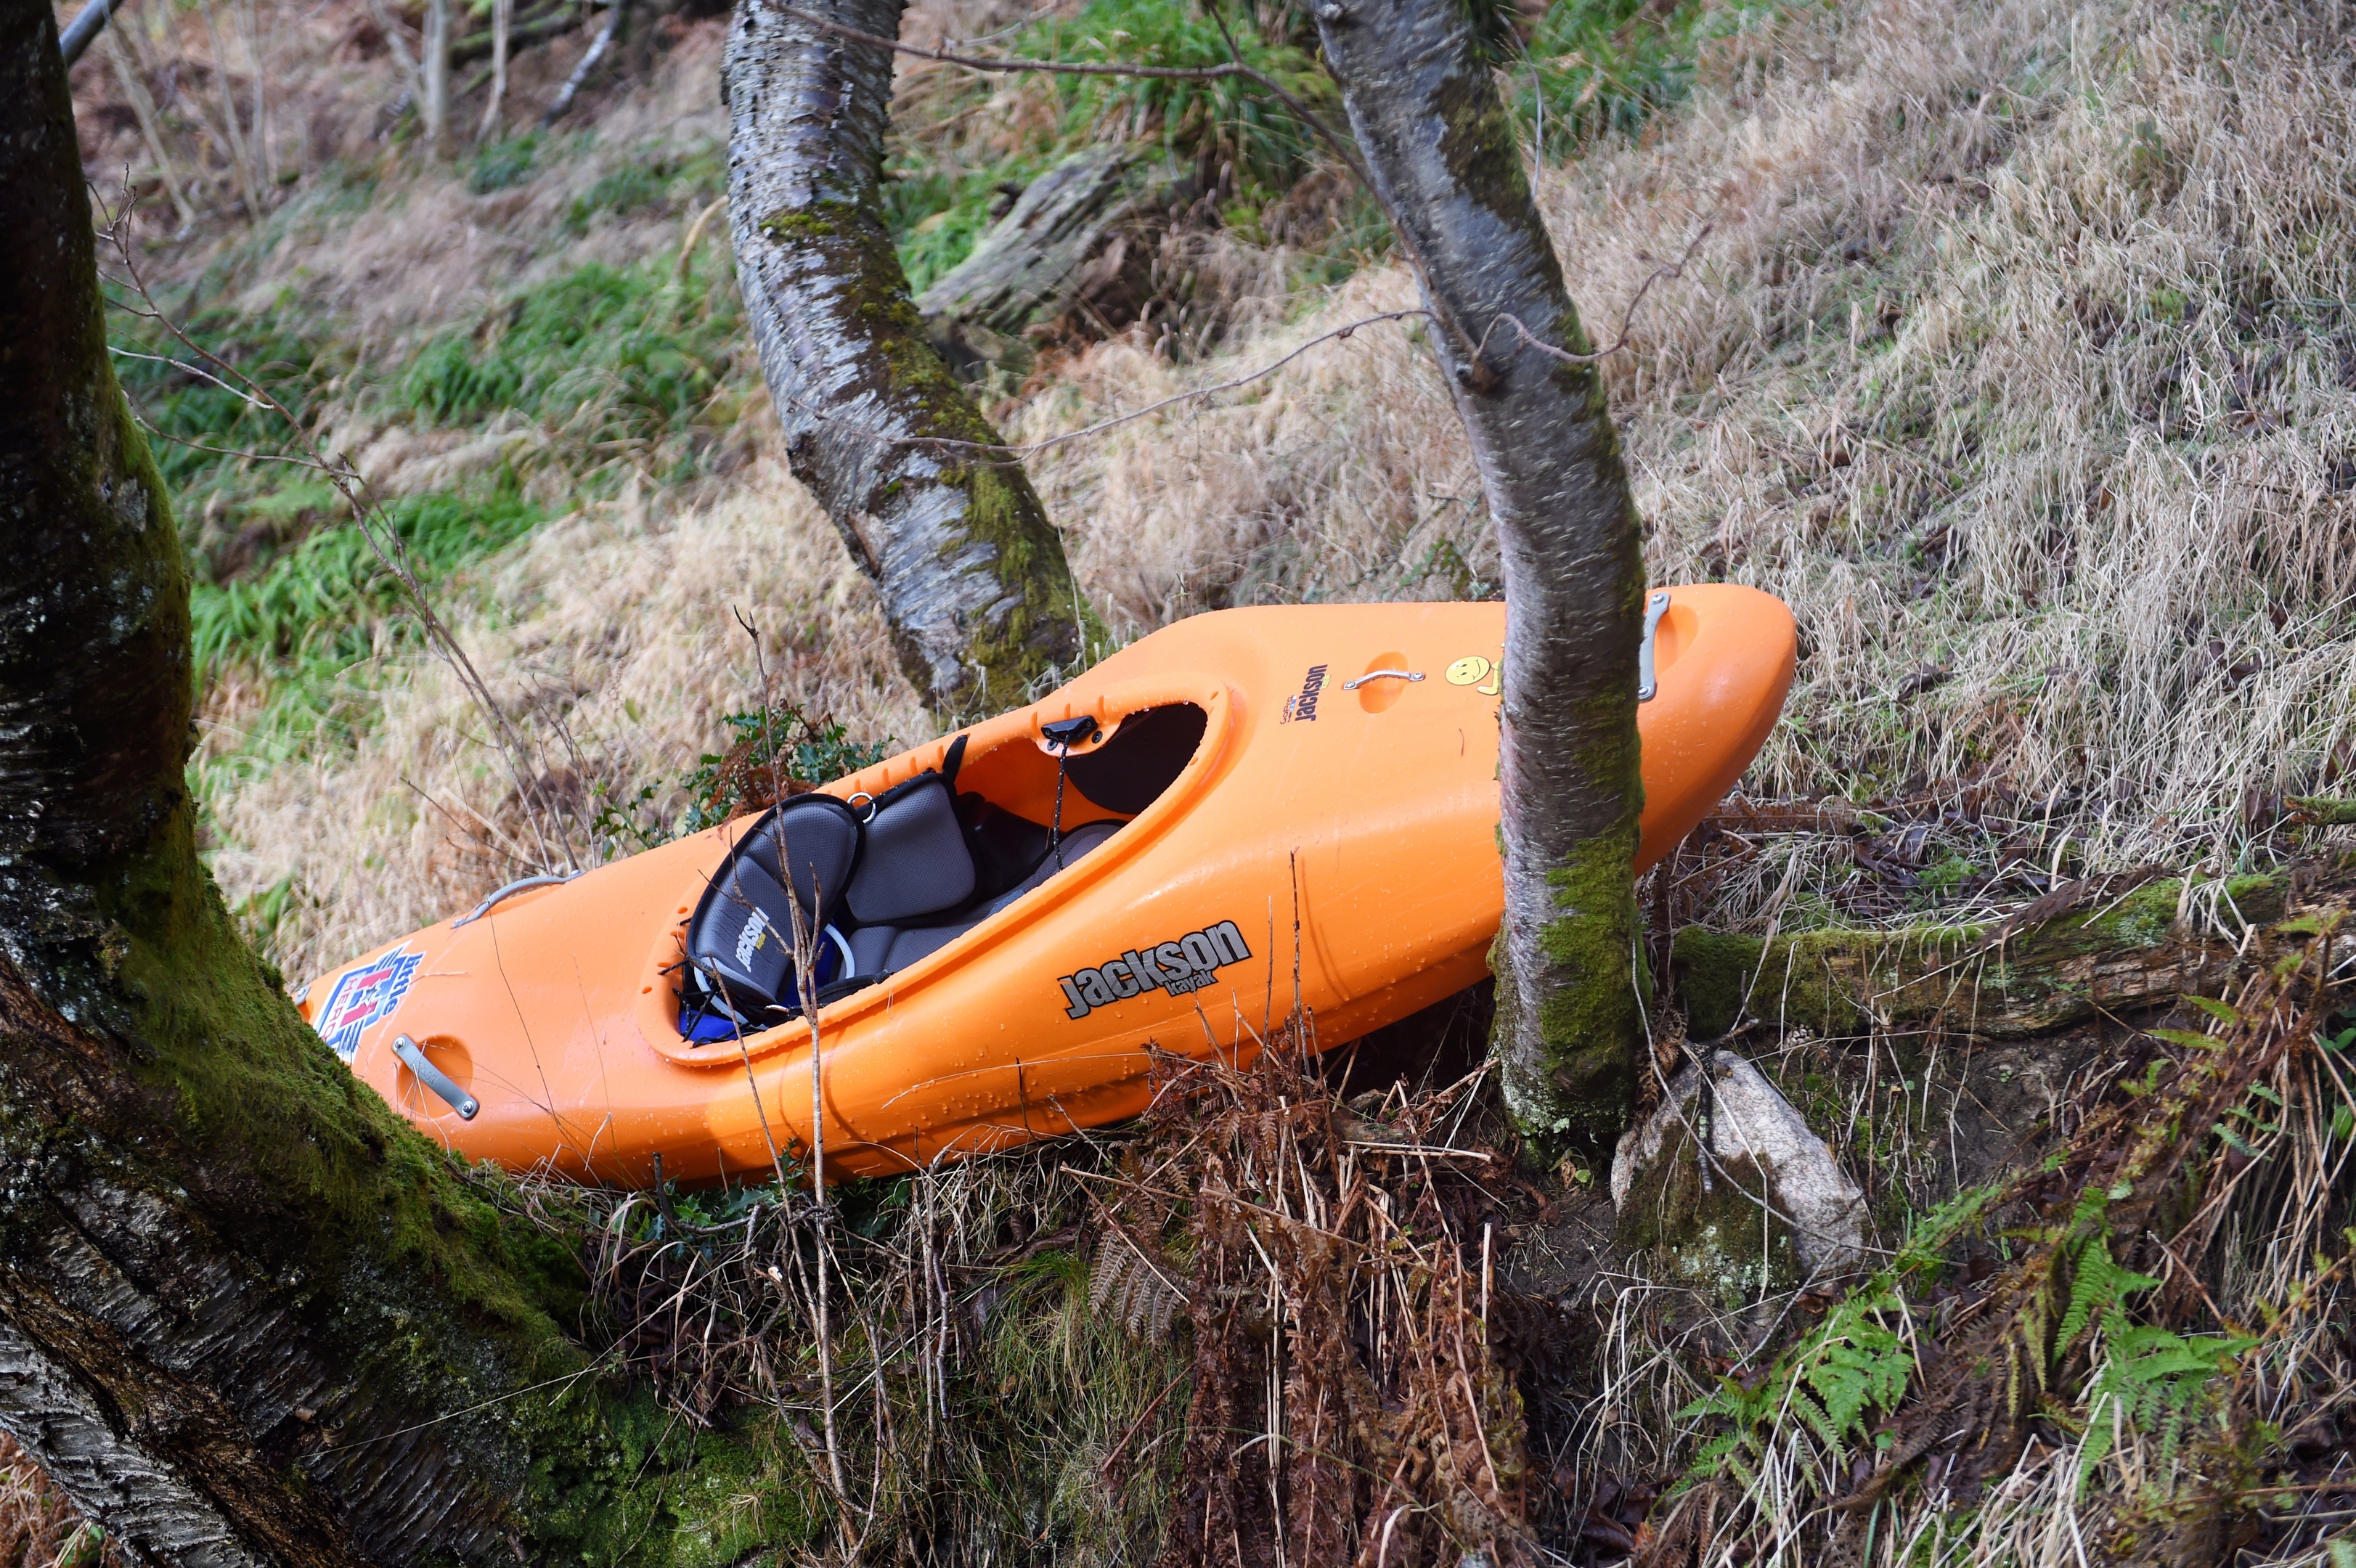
xmin=723 ymin=0 xmax=1093 ymax=714
xmin=1313 ymin=0 xmax=1648 ymax=1146
xmin=421 ymin=0 xmax=450 ymax=147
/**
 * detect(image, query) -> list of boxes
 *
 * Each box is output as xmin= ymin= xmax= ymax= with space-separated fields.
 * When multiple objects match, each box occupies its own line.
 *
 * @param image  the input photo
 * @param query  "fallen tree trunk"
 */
xmin=916 ymin=145 xmax=1191 ymax=383
xmin=1670 ymin=870 xmax=2353 ymax=1040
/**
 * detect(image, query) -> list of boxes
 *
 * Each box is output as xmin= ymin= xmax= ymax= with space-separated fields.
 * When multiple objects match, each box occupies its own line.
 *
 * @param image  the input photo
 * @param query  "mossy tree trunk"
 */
xmin=722 ymin=0 xmax=1093 ymax=715
xmin=1313 ymin=0 xmax=1647 ymax=1147
xmin=3 ymin=9 xmax=777 ymax=1561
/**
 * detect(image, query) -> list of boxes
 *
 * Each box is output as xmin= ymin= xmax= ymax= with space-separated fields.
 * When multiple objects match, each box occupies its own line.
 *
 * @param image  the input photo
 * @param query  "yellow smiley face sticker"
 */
xmin=1445 ymin=656 xmax=1492 ymax=686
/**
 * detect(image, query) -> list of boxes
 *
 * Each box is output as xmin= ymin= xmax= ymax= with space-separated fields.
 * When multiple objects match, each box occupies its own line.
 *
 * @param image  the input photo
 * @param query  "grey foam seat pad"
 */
xmin=845 ymin=775 xmax=976 ymax=925
xmin=846 ymin=820 xmax=1123 ymax=979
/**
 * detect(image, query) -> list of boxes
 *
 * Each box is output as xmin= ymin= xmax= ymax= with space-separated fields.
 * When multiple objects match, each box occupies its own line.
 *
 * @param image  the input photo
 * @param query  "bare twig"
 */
xmin=197 ymin=0 xmax=262 ymax=217
xmin=1470 ymin=218 xmax=1715 ymax=369
xmin=99 ymin=33 xmax=197 ymax=229
xmin=97 ymin=193 xmax=582 ymax=872
xmin=364 ymin=0 xmax=429 ymax=111
xmin=769 ymin=307 xmax=1436 ymax=463
xmin=477 ymin=0 xmax=511 ymax=138
xmin=542 ymin=0 xmax=627 ymax=126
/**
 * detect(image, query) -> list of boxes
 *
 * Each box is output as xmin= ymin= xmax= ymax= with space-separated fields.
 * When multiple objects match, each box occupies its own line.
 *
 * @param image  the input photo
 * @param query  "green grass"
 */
xmin=884 ymin=0 xmax=1333 ymax=290
xmin=190 ymin=489 xmax=544 ymax=681
xmin=399 ymin=259 xmax=742 ymax=454
xmin=1506 ymin=0 xmax=1778 ymax=163
xmin=144 ymin=0 xmax=1750 ymax=772
xmin=881 ymin=0 xmax=1756 ymax=301
xmin=562 ymin=148 xmax=725 ymax=234
xmin=468 ymin=132 xmax=543 ymax=195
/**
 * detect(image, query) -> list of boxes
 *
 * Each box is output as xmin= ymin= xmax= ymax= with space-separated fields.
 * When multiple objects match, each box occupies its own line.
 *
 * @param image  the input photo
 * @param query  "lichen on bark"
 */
xmin=725 ymin=0 xmax=1098 ymax=715
xmin=1314 ymin=0 xmax=1648 ymax=1153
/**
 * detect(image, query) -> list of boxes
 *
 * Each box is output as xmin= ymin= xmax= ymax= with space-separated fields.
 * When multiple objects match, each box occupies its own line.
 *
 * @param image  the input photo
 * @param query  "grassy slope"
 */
xmin=50 ymin=0 xmax=2356 ymax=1556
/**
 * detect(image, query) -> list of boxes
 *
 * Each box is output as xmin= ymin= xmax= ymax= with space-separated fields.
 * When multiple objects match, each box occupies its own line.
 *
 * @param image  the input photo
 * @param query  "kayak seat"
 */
xmin=982 ymin=819 xmax=1122 ymax=915
xmin=842 ymin=817 xmax=1123 ymax=976
xmin=682 ymin=750 xmax=1143 ymax=1032
xmin=844 ymin=772 xmax=976 ymax=925
xmin=682 ymin=794 xmax=862 ymax=1024
xmin=958 ymin=794 xmax=1052 ymax=898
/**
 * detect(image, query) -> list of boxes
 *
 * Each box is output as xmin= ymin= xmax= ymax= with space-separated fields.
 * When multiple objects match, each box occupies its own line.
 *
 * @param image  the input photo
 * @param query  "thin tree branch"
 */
xmin=96 ymin=191 xmax=582 ymax=872
xmin=773 ymin=3 xmax=1483 ymax=360
xmin=543 ymin=0 xmax=627 ymax=126
xmin=1471 ymin=218 xmax=1714 ymax=368
xmin=766 ymin=306 xmax=1435 ymax=463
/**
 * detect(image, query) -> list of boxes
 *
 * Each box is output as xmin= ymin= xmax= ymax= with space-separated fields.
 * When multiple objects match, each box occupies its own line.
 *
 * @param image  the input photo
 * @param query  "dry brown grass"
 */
xmin=0 ymin=1433 xmax=114 ymax=1568
xmin=135 ymin=0 xmax=2355 ymax=975
xmin=36 ymin=0 xmax=2356 ymax=1553
xmin=1024 ymin=0 xmax=2356 ymax=896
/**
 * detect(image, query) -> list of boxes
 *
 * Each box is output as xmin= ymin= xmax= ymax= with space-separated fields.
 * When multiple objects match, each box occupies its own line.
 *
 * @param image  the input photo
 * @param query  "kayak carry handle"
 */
xmin=1637 ymin=590 xmax=1671 ymax=703
xmin=452 ymin=872 xmax=578 ymax=928
xmin=1342 ymin=669 xmax=1424 ymax=690
xmin=1040 ymin=714 xmax=1102 ymax=750
xmin=393 ymin=1035 xmax=479 ymax=1121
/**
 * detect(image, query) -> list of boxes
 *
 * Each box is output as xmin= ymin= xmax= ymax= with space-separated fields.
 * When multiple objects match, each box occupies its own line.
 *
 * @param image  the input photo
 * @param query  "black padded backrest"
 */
xmin=743 ymin=793 xmax=862 ymax=923
xmin=845 ymin=772 xmax=977 ymax=925
xmin=686 ymin=854 xmax=799 ymax=1012
xmin=1066 ymin=703 xmax=1208 ymax=814
xmin=682 ymin=795 xmax=860 ymax=1019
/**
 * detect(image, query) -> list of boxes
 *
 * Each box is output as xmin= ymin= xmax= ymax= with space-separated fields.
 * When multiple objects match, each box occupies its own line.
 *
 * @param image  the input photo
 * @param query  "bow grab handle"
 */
xmin=393 ymin=1036 xmax=478 ymax=1120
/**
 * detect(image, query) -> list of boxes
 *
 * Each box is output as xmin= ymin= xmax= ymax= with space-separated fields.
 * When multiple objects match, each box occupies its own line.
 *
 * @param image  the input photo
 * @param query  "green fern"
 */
xmin=1675 ymin=1188 xmax=2002 ymax=1480
xmin=2057 ymin=1233 xmax=2160 ymax=1357
xmin=2076 ymin=1305 xmax=2255 ymax=1492
xmin=1680 ymin=1286 xmax=1914 ymax=1472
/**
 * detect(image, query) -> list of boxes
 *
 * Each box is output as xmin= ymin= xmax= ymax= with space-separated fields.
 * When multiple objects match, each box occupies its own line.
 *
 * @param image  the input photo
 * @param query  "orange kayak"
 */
xmin=297 ymin=589 xmax=1794 ymax=1184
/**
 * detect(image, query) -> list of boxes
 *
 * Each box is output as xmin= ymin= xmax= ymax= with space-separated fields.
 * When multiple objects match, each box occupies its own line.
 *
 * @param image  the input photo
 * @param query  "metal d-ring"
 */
xmin=1342 ymin=669 xmax=1426 ymax=691
xmin=846 ymin=791 xmax=879 ymax=824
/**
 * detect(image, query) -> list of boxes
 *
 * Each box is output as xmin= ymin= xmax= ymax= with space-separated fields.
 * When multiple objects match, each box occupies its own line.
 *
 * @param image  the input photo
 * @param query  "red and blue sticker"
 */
xmin=315 ymin=945 xmax=422 ymax=1061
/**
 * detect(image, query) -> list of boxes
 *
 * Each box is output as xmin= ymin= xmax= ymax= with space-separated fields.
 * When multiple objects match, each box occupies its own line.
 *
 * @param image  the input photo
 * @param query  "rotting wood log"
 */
xmin=1670 ymin=870 xmax=2354 ymax=1041
xmin=452 ymin=4 xmax=577 ymax=68
xmin=723 ymin=0 xmax=1094 ymax=713
xmin=916 ymin=144 xmax=1191 ymax=384
xmin=1314 ymin=0 xmax=1649 ymax=1148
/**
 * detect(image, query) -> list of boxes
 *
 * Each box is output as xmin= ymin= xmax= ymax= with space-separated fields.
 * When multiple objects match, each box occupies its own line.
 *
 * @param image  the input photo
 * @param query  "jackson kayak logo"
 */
xmin=736 ymin=907 xmax=775 ymax=968
xmin=315 ymin=945 xmax=423 ymax=1061
xmin=1279 ymin=663 xmax=1328 ymax=723
xmin=1057 ymin=920 xmax=1252 ymax=1019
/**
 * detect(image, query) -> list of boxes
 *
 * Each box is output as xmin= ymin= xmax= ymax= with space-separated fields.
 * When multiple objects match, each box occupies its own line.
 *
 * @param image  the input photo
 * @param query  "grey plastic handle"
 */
xmin=1637 ymin=590 xmax=1671 ymax=702
xmin=393 ymin=1035 xmax=478 ymax=1120
xmin=451 ymin=873 xmax=576 ymax=928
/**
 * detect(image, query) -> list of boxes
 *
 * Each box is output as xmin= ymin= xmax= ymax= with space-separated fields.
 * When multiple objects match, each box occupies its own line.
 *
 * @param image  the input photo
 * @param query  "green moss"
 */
xmin=521 ymin=1389 xmax=822 ymax=1566
xmin=1496 ymin=823 xmax=1644 ymax=1151
xmin=1433 ymin=63 xmax=1542 ymax=237
xmin=1670 ymin=874 xmax=2298 ymax=1040
xmin=1614 ymin=1120 xmax=1796 ymax=1307
xmin=759 ymin=198 xmax=1097 ymax=701
xmin=1672 ymin=928 xmax=1761 ymax=1039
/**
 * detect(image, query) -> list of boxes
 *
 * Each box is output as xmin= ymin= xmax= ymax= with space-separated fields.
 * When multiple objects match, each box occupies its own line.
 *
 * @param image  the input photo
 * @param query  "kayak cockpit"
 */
xmin=674 ymin=701 xmax=1210 ymax=1043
